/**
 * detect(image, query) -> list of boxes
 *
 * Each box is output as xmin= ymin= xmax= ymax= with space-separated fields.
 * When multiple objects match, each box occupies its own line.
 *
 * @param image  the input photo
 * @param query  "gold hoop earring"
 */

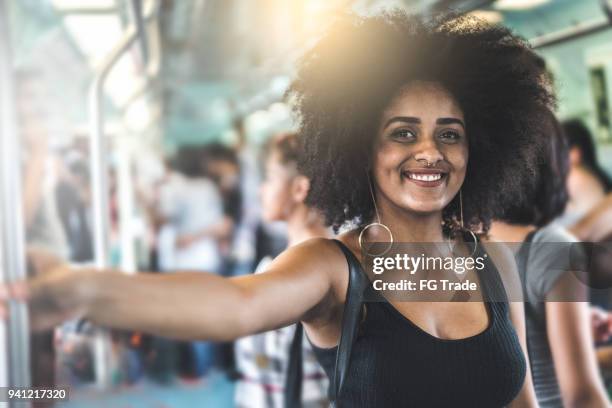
xmin=359 ymin=222 xmax=393 ymax=257
xmin=359 ymin=174 xmax=393 ymax=257
xmin=448 ymin=189 xmax=478 ymax=257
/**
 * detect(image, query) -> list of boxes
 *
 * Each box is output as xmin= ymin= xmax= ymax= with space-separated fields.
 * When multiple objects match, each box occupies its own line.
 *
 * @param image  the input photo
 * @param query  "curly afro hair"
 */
xmin=499 ymin=109 xmax=569 ymax=227
xmin=286 ymin=10 xmax=555 ymax=234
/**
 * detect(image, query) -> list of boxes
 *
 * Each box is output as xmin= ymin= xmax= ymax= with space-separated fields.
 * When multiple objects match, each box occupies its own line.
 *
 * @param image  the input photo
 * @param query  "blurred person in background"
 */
xmin=19 ymin=100 xmax=68 ymax=258
xmin=54 ymin=146 xmax=93 ymax=263
xmin=561 ymin=121 xmax=612 ymax=308
xmin=234 ymin=132 xmax=329 ymax=408
xmin=134 ymin=156 xmax=187 ymax=384
xmin=560 ymin=119 xmax=612 ymax=228
xmin=138 ymin=156 xmax=184 ymax=272
xmin=183 ymin=142 xmax=242 ymax=277
xmin=155 ymin=146 xmax=227 ymax=380
xmin=490 ymin=110 xmax=609 ymax=408
xmin=157 ymin=146 xmax=225 ymax=273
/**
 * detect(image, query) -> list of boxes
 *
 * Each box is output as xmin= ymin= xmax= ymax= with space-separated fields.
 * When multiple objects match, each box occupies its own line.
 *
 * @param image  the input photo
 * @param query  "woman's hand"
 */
xmin=0 ymin=248 xmax=93 ymax=331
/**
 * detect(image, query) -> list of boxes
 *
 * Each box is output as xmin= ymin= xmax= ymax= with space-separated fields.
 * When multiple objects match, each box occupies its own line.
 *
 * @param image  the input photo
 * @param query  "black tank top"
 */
xmin=309 ymin=239 xmax=526 ymax=407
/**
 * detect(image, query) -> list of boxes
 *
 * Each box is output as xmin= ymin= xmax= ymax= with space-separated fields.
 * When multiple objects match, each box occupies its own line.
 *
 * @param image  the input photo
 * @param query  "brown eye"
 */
xmin=438 ymin=130 xmax=461 ymax=142
xmin=391 ymin=129 xmax=416 ymax=141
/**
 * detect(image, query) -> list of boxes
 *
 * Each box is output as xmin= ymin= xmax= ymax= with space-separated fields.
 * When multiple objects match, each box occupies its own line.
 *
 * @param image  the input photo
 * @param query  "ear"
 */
xmin=291 ymin=175 xmax=311 ymax=203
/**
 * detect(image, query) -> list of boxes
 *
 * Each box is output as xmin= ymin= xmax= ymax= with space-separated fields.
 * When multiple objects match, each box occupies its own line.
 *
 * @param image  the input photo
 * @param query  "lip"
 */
xmin=401 ymin=168 xmax=448 ymax=187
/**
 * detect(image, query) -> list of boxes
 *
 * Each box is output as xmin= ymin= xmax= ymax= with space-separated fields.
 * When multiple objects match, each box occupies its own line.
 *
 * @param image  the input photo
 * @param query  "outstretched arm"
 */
xmin=547 ymin=273 xmax=609 ymax=408
xmin=3 ymin=238 xmax=339 ymax=342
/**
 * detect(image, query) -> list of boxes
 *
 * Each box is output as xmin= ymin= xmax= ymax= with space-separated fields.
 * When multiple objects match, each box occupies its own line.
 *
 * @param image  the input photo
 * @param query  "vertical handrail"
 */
xmin=89 ymin=0 xmax=159 ymax=271
xmin=87 ymin=0 xmax=159 ymax=386
xmin=0 ymin=0 xmax=31 ymax=406
xmin=130 ymin=0 xmax=149 ymax=66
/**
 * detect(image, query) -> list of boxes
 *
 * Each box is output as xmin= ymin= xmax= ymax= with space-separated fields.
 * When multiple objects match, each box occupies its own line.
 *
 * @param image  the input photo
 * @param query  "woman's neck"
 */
xmin=488 ymin=221 xmax=536 ymax=243
xmin=286 ymin=205 xmax=330 ymax=246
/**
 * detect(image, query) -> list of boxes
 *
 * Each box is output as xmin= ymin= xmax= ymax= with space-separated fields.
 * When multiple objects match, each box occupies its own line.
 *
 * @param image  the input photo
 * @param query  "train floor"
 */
xmin=59 ymin=370 xmax=235 ymax=408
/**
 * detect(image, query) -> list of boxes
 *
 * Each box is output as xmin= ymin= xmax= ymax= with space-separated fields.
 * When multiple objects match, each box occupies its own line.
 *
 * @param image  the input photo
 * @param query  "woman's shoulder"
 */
xmin=532 ymin=222 xmax=577 ymax=244
xmin=479 ymin=235 xmax=523 ymax=301
xmin=479 ymin=235 xmax=518 ymax=273
xmin=275 ymin=236 xmax=352 ymax=274
xmin=287 ymin=230 xmax=362 ymax=261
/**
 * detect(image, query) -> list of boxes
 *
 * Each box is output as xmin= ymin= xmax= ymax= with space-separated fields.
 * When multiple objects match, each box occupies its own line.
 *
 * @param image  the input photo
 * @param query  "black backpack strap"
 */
xmin=284 ymin=239 xmax=369 ymax=408
xmin=284 ymin=322 xmax=304 ymax=408
xmin=329 ymin=239 xmax=369 ymax=406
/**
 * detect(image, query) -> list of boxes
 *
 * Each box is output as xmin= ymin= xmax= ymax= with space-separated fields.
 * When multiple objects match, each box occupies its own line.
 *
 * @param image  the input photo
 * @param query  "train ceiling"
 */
xmin=7 ymin=0 xmax=612 ymax=147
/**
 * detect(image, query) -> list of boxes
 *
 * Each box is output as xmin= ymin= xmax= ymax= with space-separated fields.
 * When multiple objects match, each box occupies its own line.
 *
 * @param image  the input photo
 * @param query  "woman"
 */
xmin=9 ymin=12 xmax=550 ymax=407
xmin=234 ymin=132 xmax=329 ymax=407
xmin=559 ymin=119 xmax=612 ymax=228
xmin=490 ymin=111 xmax=609 ymax=407
xmin=155 ymin=146 xmax=225 ymax=273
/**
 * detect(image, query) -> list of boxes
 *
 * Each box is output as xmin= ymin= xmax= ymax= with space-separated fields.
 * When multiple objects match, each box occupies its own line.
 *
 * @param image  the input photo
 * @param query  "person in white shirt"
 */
xmin=234 ymin=133 xmax=330 ymax=408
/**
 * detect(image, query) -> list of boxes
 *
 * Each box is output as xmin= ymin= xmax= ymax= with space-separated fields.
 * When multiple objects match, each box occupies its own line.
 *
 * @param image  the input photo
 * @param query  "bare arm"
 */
xmin=7 ymin=238 xmax=339 ymax=342
xmin=546 ymin=272 xmax=609 ymax=408
xmin=570 ymin=193 xmax=612 ymax=242
xmin=483 ymin=240 xmax=539 ymax=408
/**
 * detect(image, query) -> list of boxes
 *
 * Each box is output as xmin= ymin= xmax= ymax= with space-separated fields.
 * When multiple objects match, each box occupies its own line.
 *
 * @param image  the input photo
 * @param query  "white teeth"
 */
xmin=407 ymin=173 xmax=442 ymax=182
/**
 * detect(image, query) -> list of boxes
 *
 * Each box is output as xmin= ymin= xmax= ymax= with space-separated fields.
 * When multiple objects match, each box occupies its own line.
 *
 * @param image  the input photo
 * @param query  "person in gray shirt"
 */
xmin=490 ymin=109 xmax=609 ymax=408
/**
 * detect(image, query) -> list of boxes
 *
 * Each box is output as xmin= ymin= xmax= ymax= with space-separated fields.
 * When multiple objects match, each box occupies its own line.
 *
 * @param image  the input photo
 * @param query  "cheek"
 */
xmin=372 ymin=143 xmax=404 ymax=179
xmin=449 ymin=147 xmax=468 ymax=175
xmin=375 ymin=141 xmax=404 ymax=164
xmin=261 ymin=180 xmax=291 ymax=219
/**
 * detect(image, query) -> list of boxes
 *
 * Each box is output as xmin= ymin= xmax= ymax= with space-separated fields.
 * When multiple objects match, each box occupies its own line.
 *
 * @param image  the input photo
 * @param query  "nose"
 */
xmin=413 ymin=138 xmax=443 ymax=166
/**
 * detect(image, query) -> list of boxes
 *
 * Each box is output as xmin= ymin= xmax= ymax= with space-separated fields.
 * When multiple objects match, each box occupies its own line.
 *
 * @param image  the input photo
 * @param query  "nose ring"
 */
xmin=417 ymin=159 xmax=434 ymax=167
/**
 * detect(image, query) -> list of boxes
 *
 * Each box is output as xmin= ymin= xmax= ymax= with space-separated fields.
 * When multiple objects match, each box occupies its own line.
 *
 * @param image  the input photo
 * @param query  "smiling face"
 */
xmin=372 ymin=81 xmax=468 ymax=216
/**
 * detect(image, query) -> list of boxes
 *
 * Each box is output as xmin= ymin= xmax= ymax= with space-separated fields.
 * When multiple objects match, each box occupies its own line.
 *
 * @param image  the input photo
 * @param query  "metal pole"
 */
xmin=87 ymin=0 xmax=159 ymax=387
xmin=130 ymin=0 xmax=149 ymax=66
xmin=89 ymin=0 xmax=159 ymax=272
xmin=531 ymin=0 xmax=612 ymax=49
xmin=0 ymin=1 xmax=31 ymax=406
xmin=531 ymin=18 xmax=612 ymax=49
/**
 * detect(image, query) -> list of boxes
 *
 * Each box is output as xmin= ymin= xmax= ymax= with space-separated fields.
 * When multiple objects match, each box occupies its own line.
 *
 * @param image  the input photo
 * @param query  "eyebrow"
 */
xmin=383 ymin=116 xmax=465 ymax=129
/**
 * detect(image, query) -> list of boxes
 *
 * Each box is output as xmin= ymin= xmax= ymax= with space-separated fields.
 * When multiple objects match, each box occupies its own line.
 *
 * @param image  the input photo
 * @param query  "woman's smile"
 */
xmin=401 ymin=168 xmax=449 ymax=188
